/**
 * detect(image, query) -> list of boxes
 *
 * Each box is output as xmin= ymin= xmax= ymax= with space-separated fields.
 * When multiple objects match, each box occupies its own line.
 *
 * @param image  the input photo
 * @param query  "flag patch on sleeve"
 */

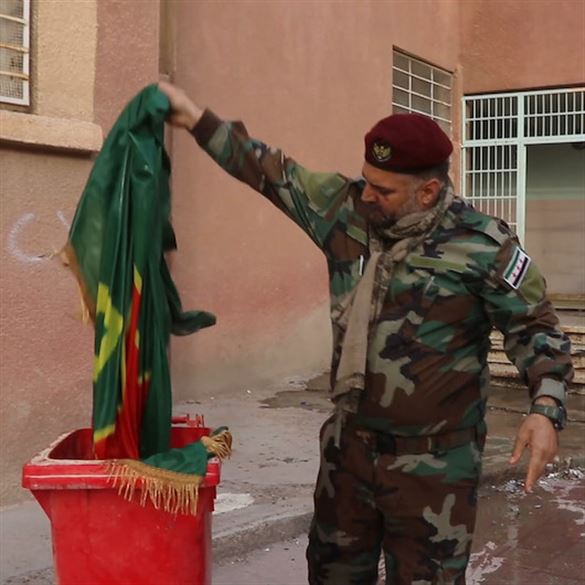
xmin=503 ymin=247 xmax=531 ymax=289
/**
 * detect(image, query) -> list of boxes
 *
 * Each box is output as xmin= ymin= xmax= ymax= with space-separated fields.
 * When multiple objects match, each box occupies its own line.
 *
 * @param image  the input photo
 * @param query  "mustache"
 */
xmin=364 ymin=203 xmax=382 ymax=213
xmin=363 ymin=205 xmax=396 ymax=227
xmin=365 ymin=204 xmax=390 ymax=219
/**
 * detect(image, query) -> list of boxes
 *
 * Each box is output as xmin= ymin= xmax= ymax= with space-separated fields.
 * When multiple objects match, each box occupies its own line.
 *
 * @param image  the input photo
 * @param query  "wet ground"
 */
xmin=215 ymin=473 xmax=585 ymax=585
xmin=259 ymin=373 xmax=332 ymax=413
xmin=469 ymin=472 xmax=585 ymax=585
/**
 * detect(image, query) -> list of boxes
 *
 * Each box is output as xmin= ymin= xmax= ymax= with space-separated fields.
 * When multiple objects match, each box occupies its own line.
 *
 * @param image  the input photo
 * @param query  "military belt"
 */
xmin=350 ymin=421 xmax=483 ymax=456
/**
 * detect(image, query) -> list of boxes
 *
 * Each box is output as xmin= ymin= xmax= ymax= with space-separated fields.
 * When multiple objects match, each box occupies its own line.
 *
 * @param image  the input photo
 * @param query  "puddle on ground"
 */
xmin=260 ymin=373 xmax=332 ymax=412
xmin=260 ymin=388 xmax=332 ymax=412
xmin=470 ymin=469 xmax=585 ymax=584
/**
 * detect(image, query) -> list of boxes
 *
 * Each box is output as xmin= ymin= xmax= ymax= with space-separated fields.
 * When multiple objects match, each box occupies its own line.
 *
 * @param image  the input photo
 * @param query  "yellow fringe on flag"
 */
xmin=201 ymin=430 xmax=233 ymax=460
xmin=106 ymin=431 xmax=233 ymax=516
xmin=107 ymin=460 xmax=205 ymax=516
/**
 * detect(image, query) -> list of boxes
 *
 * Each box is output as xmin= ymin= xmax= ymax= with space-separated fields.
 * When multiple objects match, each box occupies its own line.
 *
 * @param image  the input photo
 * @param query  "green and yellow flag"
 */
xmin=62 ymin=85 xmax=228 ymax=513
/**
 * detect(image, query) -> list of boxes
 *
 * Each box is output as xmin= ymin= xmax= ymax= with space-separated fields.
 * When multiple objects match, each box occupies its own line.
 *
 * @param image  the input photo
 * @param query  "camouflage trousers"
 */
xmin=306 ymin=413 xmax=485 ymax=585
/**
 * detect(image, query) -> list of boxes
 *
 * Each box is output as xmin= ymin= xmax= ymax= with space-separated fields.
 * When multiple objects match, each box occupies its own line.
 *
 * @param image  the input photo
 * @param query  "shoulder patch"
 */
xmin=455 ymin=200 xmax=515 ymax=247
xmin=502 ymin=246 xmax=531 ymax=289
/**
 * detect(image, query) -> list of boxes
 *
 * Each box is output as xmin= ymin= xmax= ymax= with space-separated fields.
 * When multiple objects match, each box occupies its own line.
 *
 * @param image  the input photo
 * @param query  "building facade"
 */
xmin=1 ymin=0 xmax=583 ymax=506
xmin=0 ymin=0 xmax=161 ymax=506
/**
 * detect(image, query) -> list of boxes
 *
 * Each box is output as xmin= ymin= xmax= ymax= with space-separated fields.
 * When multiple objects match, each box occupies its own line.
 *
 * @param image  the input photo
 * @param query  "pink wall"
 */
xmin=94 ymin=0 xmax=161 ymax=133
xmin=167 ymin=0 xmax=462 ymax=396
xmin=0 ymin=150 xmax=95 ymax=506
xmin=461 ymin=0 xmax=585 ymax=93
xmin=0 ymin=1 xmax=161 ymax=507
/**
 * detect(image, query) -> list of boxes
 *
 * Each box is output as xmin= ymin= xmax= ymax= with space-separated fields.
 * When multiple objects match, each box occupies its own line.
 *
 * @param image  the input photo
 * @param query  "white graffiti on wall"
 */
xmin=7 ymin=211 xmax=70 ymax=264
xmin=56 ymin=210 xmax=71 ymax=230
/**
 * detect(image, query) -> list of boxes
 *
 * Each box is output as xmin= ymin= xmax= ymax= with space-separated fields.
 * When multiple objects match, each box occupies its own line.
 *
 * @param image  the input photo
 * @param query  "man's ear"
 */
xmin=418 ymin=179 xmax=441 ymax=209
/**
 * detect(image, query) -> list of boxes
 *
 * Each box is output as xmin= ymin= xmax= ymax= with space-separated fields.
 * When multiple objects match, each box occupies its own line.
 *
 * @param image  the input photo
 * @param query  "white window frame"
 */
xmin=0 ymin=0 xmax=31 ymax=106
xmin=392 ymin=49 xmax=453 ymax=134
xmin=461 ymin=87 xmax=585 ymax=243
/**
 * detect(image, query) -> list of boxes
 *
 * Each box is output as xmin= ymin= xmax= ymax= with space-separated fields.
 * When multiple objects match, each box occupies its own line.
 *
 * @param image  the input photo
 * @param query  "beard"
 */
xmin=363 ymin=206 xmax=396 ymax=229
xmin=364 ymin=190 xmax=421 ymax=229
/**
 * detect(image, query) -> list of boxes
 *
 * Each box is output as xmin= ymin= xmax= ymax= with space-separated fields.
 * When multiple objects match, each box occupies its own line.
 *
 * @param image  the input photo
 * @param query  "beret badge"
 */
xmin=372 ymin=142 xmax=392 ymax=162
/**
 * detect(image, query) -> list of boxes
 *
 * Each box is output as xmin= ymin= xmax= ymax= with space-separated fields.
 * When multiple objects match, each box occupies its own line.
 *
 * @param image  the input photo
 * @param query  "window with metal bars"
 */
xmin=524 ymin=90 xmax=584 ymax=139
xmin=0 ymin=0 xmax=30 ymax=106
xmin=392 ymin=50 xmax=452 ymax=135
xmin=461 ymin=88 xmax=585 ymax=242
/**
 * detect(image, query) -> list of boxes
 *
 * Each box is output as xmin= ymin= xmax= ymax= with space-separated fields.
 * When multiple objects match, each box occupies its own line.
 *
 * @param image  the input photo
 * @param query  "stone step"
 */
xmin=549 ymin=294 xmax=585 ymax=311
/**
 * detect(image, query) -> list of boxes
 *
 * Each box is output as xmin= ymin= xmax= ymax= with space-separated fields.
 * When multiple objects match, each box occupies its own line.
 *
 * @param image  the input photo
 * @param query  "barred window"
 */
xmin=392 ymin=50 xmax=452 ymax=135
xmin=0 ymin=0 xmax=30 ymax=106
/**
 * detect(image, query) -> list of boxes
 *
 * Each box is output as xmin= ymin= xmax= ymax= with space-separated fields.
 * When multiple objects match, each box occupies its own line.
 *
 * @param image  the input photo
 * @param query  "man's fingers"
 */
xmin=158 ymin=81 xmax=178 ymax=104
xmin=525 ymin=451 xmax=548 ymax=493
xmin=157 ymin=82 xmax=200 ymax=130
xmin=511 ymin=417 xmax=558 ymax=492
xmin=509 ymin=432 xmax=528 ymax=464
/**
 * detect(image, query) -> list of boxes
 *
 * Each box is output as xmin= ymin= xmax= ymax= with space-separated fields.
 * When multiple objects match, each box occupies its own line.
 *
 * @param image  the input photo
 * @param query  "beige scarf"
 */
xmin=331 ymin=184 xmax=454 ymax=414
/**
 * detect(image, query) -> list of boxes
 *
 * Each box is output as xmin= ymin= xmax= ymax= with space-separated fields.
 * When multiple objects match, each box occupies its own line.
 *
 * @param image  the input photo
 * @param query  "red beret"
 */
xmin=364 ymin=113 xmax=453 ymax=173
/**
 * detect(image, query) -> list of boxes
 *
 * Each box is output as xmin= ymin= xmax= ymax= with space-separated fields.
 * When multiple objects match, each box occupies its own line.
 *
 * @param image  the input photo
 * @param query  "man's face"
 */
xmin=360 ymin=162 xmax=423 ymax=227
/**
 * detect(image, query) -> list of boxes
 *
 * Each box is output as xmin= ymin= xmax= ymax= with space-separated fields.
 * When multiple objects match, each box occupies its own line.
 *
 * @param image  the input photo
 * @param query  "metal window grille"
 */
xmin=525 ymin=90 xmax=584 ymax=141
xmin=0 ymin=0 xmax=30 ymax=106
xmin=461 ymin=88 xmax=585 ymax=242
xmin=392 ymin=50 xmax=452 ymax=135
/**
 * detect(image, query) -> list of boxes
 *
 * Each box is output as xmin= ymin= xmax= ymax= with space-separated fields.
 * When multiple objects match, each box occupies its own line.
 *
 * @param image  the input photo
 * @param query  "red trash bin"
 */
xmin=22 ymin=417 xmax=220 ymax=585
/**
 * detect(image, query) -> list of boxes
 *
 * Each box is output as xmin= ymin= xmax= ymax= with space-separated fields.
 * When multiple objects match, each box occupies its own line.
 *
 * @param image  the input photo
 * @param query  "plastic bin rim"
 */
xmin=22 ymin=428 xmax=221 ymax=488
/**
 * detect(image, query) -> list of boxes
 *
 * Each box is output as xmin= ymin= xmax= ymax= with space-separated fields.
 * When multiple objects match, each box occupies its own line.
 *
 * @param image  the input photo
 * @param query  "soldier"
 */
xmin=159 ymin=82 xmax=573 ymax=585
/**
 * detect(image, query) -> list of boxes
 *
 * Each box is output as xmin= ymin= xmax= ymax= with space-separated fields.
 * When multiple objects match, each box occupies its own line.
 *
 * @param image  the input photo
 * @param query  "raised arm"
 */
xmin=159 ymin=82 xmax=362 ymax=255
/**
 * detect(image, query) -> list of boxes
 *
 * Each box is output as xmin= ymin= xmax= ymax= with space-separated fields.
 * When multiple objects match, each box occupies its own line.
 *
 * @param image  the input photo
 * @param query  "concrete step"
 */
xmin=549 ymin=294 xmax=585 ymax=311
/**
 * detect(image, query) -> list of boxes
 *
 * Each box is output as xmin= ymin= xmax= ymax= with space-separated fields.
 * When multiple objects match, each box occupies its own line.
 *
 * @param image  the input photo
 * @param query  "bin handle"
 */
xmin=171 ymin=414 xmax=205 ymax=427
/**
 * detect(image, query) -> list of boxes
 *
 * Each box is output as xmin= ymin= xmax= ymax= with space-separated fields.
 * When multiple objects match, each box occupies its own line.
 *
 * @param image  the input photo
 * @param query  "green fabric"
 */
xmin=66 ymin=84 xmax=216 ymax=461
xmin=143 ymin=427 xmax=229 ymax=473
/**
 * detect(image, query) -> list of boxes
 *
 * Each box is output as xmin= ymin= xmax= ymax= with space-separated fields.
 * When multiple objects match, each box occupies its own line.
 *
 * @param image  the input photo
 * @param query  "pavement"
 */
xmin=1 ymin=372 xmax=584 ymax=585
xmin=213 ymin=475 xmax=585 ymax=585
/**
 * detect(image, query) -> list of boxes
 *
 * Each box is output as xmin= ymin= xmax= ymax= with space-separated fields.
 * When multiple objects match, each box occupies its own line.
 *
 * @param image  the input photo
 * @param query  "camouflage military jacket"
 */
xmin=192 ymin=111 xmax=573 ymax=436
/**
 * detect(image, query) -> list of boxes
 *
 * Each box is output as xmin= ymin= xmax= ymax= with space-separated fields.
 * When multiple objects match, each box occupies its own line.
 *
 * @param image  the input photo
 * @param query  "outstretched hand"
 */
xmin=158 ymin=81 xmax=203 ymax=130
xmin=509 ymin=411 xmax=558 ymax=493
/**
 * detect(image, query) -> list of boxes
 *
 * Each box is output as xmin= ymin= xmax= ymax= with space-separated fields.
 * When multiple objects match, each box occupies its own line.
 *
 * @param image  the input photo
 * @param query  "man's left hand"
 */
xmin=509 ymin=397 xmax=559 ymax=493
